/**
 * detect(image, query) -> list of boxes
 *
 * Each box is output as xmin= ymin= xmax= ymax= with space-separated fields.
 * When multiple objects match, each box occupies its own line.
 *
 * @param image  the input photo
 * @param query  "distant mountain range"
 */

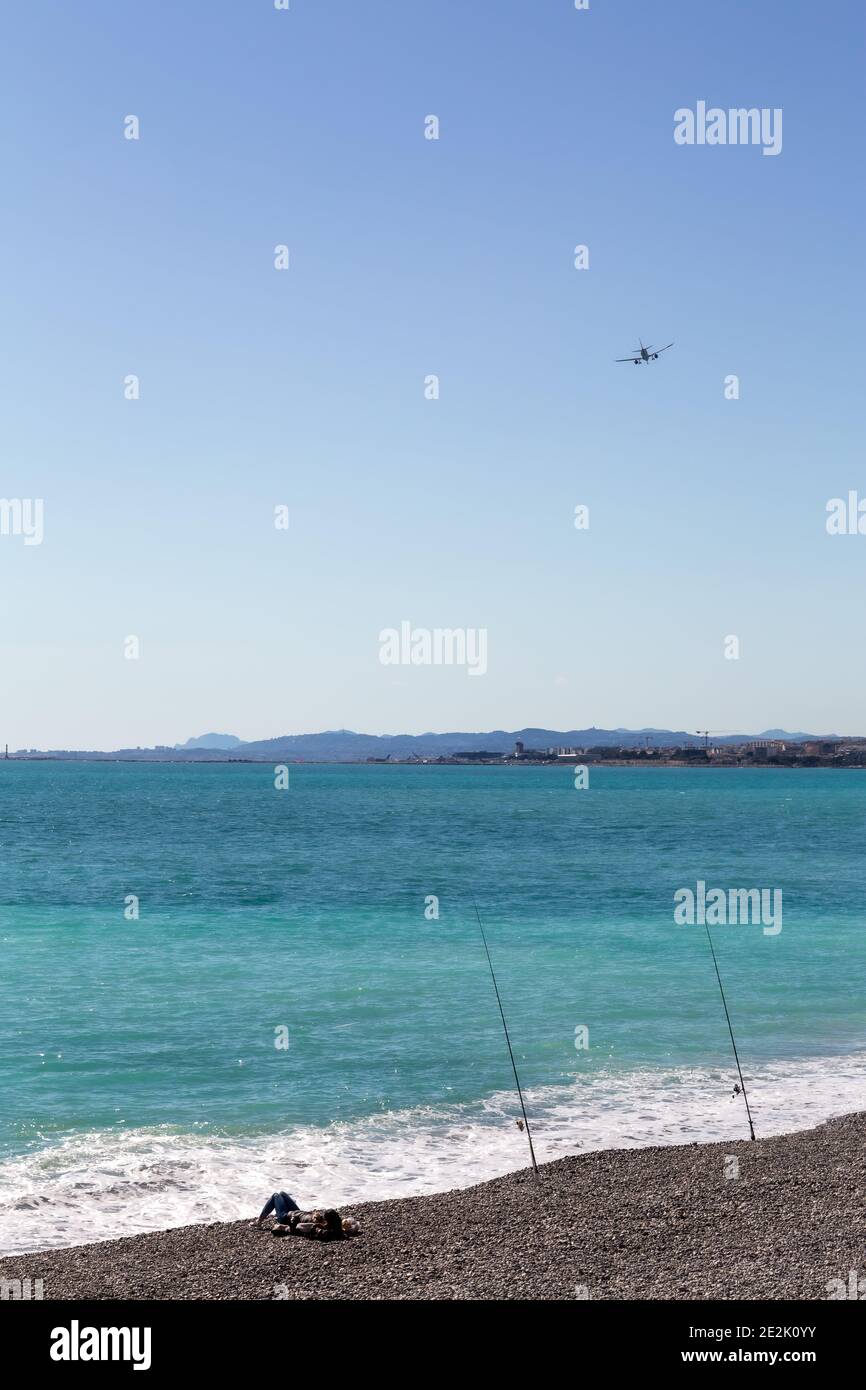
xmin=18 ymin=727 xmax=848 ymax=761
xmin=154 ymin=726 xmax=842 ymax=760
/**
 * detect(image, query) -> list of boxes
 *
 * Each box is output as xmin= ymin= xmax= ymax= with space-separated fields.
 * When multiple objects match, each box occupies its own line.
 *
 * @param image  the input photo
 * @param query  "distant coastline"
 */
xmin=4 ymin=724 xmax=864 ymax=768
xmin=4 ymin=750 xmax=866 ymax=769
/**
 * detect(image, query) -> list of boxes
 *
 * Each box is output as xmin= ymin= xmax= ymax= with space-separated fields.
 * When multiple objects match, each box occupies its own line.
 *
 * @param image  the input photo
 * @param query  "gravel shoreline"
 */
xmin=3 ymin=1113 xmax=865 ymax=1300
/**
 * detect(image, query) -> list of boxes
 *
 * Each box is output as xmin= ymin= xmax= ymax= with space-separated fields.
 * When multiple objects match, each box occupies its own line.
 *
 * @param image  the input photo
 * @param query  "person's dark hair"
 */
xmin=323 ymin=1209 xmax=342 ymax=1234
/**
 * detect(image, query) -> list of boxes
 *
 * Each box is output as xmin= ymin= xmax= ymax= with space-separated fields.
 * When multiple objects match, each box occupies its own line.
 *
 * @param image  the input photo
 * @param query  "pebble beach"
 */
xmin=3 ymin=1112 xmax=864 ymax=1301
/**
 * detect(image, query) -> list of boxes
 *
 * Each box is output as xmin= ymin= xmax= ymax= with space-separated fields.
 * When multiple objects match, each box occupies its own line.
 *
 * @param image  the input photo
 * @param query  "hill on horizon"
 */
xmin=174 ymin=733 xmax=243 ymax=750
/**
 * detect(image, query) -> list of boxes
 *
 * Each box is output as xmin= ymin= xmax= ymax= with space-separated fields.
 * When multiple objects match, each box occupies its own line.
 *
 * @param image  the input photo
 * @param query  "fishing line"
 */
xmin=704 ymin=920 xmax=756 ymax=1141
xmin=472 ymin=896 xmax=540 ymax=1177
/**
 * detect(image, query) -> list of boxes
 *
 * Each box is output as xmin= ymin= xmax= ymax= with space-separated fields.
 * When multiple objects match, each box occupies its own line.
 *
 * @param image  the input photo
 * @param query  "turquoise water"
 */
xmin=1 ymin=762 xmax=865 ymax=1251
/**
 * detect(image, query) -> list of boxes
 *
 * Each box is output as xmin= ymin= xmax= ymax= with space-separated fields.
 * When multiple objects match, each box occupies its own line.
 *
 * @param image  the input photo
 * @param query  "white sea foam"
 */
xmin=2 ymin=1052 xmax=864 ymax=1255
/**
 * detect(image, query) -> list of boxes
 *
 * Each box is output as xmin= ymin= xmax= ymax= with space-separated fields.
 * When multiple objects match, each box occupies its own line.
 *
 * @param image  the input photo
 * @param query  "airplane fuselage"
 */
xmin=615 ymin=338 xmax=673 ymax=366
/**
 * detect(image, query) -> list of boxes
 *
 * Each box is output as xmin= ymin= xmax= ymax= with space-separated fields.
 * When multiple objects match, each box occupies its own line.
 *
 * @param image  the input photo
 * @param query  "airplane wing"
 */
xmin=656 ymin=342 xmax=674 ymax=353
xmin=615 ymin=356 xmax=639 ymax=362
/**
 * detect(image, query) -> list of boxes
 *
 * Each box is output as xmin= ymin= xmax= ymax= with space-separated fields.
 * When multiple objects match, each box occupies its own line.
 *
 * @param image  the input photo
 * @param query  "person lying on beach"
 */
xmin=253 ymin=1194 xmax=359 ymax=1239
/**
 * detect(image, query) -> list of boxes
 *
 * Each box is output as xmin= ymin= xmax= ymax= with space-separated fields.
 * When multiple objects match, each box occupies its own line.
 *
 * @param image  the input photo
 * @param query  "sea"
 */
xmin=1 ymin=761 xmax=864 ymax=1254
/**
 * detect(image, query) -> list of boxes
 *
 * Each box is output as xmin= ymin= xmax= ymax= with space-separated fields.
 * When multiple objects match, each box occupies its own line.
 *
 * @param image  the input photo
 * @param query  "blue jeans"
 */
xmin=259 ymin=1191 xmax=300 ymax=1222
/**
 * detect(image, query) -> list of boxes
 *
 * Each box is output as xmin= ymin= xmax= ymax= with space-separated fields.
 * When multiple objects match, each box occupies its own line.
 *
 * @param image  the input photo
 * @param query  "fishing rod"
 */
xmin=472 ymin=896 xmax=540 ymax=1178
xmin=703 ymin=921 xmax=756 ymax=1141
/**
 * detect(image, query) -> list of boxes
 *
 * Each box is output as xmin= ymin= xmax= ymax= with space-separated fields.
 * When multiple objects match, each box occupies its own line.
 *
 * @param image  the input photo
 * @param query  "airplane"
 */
xmin=616 ymin=338 xmax=674 ymax=365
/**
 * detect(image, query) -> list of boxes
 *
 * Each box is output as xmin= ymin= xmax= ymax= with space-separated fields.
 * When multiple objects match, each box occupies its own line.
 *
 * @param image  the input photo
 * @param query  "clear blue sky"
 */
xmin=1 ymin=0 xmax=863 ymax=748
